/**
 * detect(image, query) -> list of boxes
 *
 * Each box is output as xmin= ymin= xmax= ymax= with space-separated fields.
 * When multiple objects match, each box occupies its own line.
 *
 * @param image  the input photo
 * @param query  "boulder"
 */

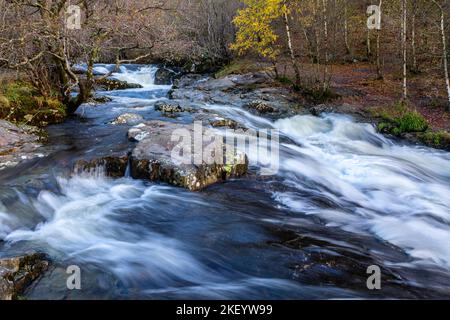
xmin=154 ymin=68 xmax=177 ymax=85
xmin=244 ymin=100 xmax=276 ymax=114
xmin=128 ymin=121 xmax=248 ymax=191
xmin=0 ymin=253 xmax=50 ymax=300
xmin=95 ymin=78 xmax=143 ymax=91
xmin=111 ymin=113 xmax=144 ymax=125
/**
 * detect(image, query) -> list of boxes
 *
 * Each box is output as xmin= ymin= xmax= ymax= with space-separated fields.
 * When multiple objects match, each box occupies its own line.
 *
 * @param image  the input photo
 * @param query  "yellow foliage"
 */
xmin=231 ymin=0 xmax=286 ymax=60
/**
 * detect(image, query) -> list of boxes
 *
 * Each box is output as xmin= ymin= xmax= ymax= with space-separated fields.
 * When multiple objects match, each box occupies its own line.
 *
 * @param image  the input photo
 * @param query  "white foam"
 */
xmin=271 ymin=114 xmax=450 ymax=267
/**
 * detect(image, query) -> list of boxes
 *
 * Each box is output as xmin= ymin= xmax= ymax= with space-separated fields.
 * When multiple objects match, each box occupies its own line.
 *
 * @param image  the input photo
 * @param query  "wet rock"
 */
xmin=244 ymin=100 xmax=276 ymax=114
xmin=0 ymin=120 xmax=44 ymax=171
xmin=111 ymin=113 xmax=144 ymax=125
xmin=74 ymin=154 xmax=129 ymax=178
xmin=210 ymin=118 xmax=244 ymax=130
xmin=88 ymin=95 xmax=112 ymax=104
xmin=310 ymin=104 xmax=335 ymax=116
xmin=0 ymin=253 xmax=50 ymax=300
xmin=95 ymin=78 xmax=143 ymax=91
xmin=128 ymin=121 xmax=248 ymax=191
xmin=310 ymin=103 xmax=368 ymax=119
xmin=154 ymin=101 xmax=184 ymax=113
xmin=154 ymin=68 xmax=177 ymax=85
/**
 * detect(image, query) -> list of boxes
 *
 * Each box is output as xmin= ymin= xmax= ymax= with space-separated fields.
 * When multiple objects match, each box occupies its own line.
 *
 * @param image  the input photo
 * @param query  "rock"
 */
xmin=95 ymin=78 xmax=143 ymax=91
xmin=154 ymin=68 xmax=177 ymax=85
xmin=154 ymin=101 xmax=184 ymax=113
xmin=310 ymin=104 xmax=335 ymax=116
xmin=0 ymin=120 xmax=44 ymax=171
xmin=74 ymin=154 xmax=129 ymax=178
xmin=244 ymin=100 xmax=276 ymax=114
xmin=88 ymin=95 xmax=112 ymax=104
xmin=196 ymin=77 xmax=237 ymax=91
xmin=210 ymin=118 xmax=243 ymax=130
xmin=111 ymin=113 xmax=144 ymax=125
xmin=128 ymin=121 xmax=248 ymax=191
xmin=0 ymin=253 xmax=50 ymax=300
xmin=310 ymin=103 xmax=368 ymax=119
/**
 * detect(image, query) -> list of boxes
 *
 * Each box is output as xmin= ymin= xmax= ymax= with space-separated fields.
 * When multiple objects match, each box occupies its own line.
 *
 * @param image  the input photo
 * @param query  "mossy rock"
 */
xmin=418 ymin=131 xmax=450 ymax=150
xmin=375 ymin=101 xmax=429 ymax=136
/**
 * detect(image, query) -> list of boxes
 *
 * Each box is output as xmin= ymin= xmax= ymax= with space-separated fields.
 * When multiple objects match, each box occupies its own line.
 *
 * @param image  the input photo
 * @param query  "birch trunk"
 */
xmin=432 ymin=0 xmax=450 ymax=108
xmin=401 ymin=0 xmax=408 ymax=100
xmin=376 ymin=0 xmax=383 ymax=79
xmin=283 ymin=7 xmax=301 ymax=85
xmin=344 ymin=0 xmax=351 ymax=56
xmin=322 ymin=0 xmax=329 ymax=91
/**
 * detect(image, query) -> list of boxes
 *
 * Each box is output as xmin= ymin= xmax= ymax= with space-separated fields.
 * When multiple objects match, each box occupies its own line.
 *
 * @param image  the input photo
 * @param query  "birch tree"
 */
xmin=431 ymin=0 xmax=450 ymax=109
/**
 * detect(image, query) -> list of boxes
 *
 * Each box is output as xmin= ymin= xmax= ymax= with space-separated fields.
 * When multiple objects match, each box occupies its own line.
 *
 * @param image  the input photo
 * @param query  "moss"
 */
xmin=0 ymin=82 xmax=66 ymax=127
xmin=215 ymin=60 xmax=259 ymax=78
xmin=419 ymin=131 xmax=450 ymax=149
xmin=300 ymin=86 xmax=339 ymax=103
xmin=275 ymin=76 xmax=293 ymax=85
xmin=374 ymin=101 xmax=428 ymax=136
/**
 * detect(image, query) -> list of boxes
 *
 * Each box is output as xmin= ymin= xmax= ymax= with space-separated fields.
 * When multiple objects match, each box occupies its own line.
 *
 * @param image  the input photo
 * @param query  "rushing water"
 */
xmin=1 ymin=65 xmax=450 ymax=299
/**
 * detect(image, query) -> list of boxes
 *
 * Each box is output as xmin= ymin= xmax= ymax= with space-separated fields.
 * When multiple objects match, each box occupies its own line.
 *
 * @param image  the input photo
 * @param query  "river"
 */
xmin=1 ymin=64 xmax=450 ymax=299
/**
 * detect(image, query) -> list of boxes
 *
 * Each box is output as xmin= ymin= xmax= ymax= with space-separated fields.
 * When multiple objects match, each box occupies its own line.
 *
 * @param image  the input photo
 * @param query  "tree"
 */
xmin=431 ymin=0 xmax=450 ymax=109
xmin=0 ymin=0 xmax=175 ymax=114
xmin=401 ymin=0 xmax=408 ymax=100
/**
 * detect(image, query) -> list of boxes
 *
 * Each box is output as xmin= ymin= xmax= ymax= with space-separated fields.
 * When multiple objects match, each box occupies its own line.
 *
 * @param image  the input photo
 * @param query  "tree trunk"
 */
xmin=344 ymin=0 xmax=351 ymax=56
xmin=322 ymin=0 xmax=329 ymax=91
xmin=283 ymin=7 xmax=301 ymax=85
xmin=432 ymin=0 xmax=450 ymax=109
xmin=376 ymin=0 xmax=383 ymax=79
xmin=411 ymin=0 xmax=418 ymax=73
xmin=401 ymin=0 xmax=408 ymax=100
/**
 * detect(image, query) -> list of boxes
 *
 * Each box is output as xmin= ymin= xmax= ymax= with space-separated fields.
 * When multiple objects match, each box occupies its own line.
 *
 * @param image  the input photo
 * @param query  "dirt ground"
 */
xmin=277 ymin=60 xmax=450 ymax=131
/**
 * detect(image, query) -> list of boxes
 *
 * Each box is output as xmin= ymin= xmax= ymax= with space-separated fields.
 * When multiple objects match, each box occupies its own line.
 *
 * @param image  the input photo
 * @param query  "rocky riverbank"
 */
xmin=0 ymin=120 xmax=46 ymax=171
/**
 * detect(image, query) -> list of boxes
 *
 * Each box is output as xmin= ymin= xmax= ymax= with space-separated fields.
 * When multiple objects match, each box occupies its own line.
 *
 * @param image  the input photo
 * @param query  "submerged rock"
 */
xmin=0 ymin=253 xmax=50 ymax=300
xmin=129 ymin=121 xmax=248 ymax=191
xmin=111 ymin=113 xmax=144 ymax=125
xmin=95 ymin=78 xmax=143 ymax=91
xmin=0 ymin=120 xmax=44 ymax=171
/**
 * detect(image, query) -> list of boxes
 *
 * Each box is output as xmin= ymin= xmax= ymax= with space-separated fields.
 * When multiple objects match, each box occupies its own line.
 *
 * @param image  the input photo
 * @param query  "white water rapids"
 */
xmin=1 ymin=65 xmax=449 ymax=298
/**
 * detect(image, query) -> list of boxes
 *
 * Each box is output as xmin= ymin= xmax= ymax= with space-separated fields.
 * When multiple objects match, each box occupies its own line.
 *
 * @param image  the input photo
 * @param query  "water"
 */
xmin=1 ymin=65 xmax=450 ymax=299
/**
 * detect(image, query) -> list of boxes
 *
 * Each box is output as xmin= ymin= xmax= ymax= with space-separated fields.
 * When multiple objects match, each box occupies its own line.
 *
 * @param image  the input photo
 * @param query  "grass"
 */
xmin=375 ymin=101 xmax=428 ymax=135
xmin=0 ymin=81 xmax=66 ymax=127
